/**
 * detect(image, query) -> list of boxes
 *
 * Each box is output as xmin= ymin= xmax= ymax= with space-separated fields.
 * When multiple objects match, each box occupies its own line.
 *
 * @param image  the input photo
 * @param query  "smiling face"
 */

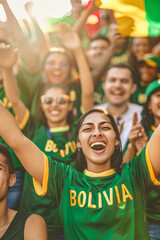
xmin=148 ymin=89 xmax=160 ymax=126
xmin=44 ymin=52 xmax=71 ymax=84
xmin=40 ymin=87 xmax=72 ymax=128
xmin=0 ymin=154 xmax=16 ymax=202
xmin=139 ymin=62 xmax=157 ymax=84
xmin=132 ymin=37 xmax=151 ymax=60
xmin=103 ymin=67 xmax=136 ymax=107
xmin=77 ymin=112 xmax=119 ymax=172
xmin=87 ymin=39 xmax=110 ymax=68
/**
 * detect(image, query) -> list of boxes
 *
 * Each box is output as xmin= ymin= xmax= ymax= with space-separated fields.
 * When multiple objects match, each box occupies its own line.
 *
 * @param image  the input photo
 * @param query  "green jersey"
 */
xmin=0 ymin=86 xmax=24 ymax=168
xmin=145 ymin=126 xmax=160 ymax=222
xmin=130 ymin=83 xmax=147 ymax=105
xmin=0 ymin=212 xmax=31 ymax=240
xmin=19 ymin=117 xmax=77 ymax=232
xmin=94 ymin=79 xmax=107 ymax=106
xmin=34 ymin=145 xmax=158 ymax=240
xmin=16 ymin=67 xmax=82 ymax=119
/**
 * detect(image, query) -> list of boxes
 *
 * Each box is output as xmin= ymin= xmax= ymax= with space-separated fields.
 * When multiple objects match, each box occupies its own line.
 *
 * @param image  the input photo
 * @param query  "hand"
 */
xmin=58 ymin=23 xmax=81 ymax=51
xmin=110 ymin=32 xmax=125 ymax=51
xmin=88 ymin=0 xmax=101 ymax=13
xmin=129 ymin=112 xmax=148 ymax=152
xmin=0 ymin=43 xmax=18 ymax=69
xmin=25 ymin=1 xmax=34 ymax=15
xmin=152 ymin=42 xmax=160 ymax=57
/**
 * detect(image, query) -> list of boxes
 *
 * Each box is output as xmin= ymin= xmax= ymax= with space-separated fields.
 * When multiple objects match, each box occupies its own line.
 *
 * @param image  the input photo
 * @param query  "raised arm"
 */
xmin=148 ymin=124 xmax=160 ymax=178
xmin=123 ymin=112 xmax=148 ymax=163
xmin=0 ymin=0 xmax=40 ymax=73
xmin=0 ymin=103 xmax=44 ymax=183
xmin=0 ymin=44 xmax=27 ymax=123
xmin=59 ymin=23 xmax=94 ymax=111
xmin=91 ymin=32 xmax=124 ymax=86
xmin=25 ymin=1 xmax=49 ymax=62
xmin=73 ymin=0 xmax=100 ymax=35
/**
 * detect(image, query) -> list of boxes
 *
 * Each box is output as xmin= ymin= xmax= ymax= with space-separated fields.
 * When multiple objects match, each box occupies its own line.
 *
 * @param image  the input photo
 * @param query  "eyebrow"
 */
xmin=81 ymin=121 xmax=112 ymax=127
xmin=0 ymin=163 xmax=5 ymax=168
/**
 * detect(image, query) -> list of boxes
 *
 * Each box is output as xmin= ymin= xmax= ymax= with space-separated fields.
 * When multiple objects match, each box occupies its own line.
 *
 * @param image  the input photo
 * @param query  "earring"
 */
xmin=76 ymin=145 xmax=81 ymax=151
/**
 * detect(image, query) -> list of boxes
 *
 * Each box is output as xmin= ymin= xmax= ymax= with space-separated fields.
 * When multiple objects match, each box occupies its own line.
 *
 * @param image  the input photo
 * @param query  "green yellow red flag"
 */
xmin=99 ymin=0 xmax=160 ymax=37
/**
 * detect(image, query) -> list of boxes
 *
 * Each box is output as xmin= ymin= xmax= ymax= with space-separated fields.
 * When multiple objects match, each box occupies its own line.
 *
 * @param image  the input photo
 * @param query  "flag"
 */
xmin=100 ymin=0 xmax=160 ymax=37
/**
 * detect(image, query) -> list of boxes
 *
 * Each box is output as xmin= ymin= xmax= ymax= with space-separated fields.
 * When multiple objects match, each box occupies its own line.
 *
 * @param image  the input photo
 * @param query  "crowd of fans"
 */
xmin=0 ymin=0 xmax=160 ymax=239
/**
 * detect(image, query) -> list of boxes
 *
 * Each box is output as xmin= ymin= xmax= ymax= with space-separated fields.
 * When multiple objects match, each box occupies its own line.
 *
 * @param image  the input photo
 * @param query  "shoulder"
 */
xmin=128 ymin=103 xmax=143 ymax=112
xmin=94 ymin=103 xmax=108 ymax=110
xmin=24 ymin=214 xmax=47 ymax=240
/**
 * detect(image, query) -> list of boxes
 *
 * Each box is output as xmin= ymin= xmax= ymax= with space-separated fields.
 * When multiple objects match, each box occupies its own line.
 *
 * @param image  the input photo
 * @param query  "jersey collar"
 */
xmin=84 ymin=169 xmax=115 ymax=177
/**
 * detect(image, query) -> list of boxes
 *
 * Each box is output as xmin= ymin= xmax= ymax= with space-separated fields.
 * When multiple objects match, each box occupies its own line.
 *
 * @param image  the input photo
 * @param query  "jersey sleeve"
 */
xmin=33 ymin=154 xmax=72 ymax=199
xmin=128 ymin=145 xmax=160 ymax=192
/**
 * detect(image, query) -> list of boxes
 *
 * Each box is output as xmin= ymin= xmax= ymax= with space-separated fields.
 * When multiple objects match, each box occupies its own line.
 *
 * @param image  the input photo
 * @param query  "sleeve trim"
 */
xmin=146 ymin=145 xmax=160 ymax=186
xmin=15 ymin=109 xmax=30 ymax=130
xmin=33 ymin=154 xmax=49 ymax=196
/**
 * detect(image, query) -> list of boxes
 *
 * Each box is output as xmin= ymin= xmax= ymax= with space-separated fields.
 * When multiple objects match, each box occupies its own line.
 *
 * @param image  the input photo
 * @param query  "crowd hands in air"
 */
xmin=0 ymin=0 xmax=160 ymax=239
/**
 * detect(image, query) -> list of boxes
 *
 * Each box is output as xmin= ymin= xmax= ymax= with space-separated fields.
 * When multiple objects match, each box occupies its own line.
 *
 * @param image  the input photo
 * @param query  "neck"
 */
xmin=107 ymin=103 xmax=128 ymax=118
xmin=87 ymin=161 xmax=111 ymax=173
xmin=47 ymin=120 xmax=68 ymax=129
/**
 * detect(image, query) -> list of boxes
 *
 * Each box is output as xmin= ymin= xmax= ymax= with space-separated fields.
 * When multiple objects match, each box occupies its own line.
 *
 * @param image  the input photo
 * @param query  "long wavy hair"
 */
xmin=75 ymin=108 xmax=122 ymax=174
xmin=141 ymin=87 xmax=160 ymax=133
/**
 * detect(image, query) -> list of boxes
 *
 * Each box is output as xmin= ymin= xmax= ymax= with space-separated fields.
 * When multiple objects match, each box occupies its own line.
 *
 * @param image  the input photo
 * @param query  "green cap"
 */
xmin=140 ymin=54 xmax=160 ymax=68
xmin=145 ymin=79 xmax=160 ymax=99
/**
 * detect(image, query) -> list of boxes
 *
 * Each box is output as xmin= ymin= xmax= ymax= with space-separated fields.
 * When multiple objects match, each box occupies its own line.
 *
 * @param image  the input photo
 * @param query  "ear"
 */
xmin=76 ymin=140 xmax=82 ymax=149
xmin=9 ymin=173 xmax=16 ymax=188
xmin=131 ymin=83 xmax=137 ymax=94
xmin=115 ymin=139 xmax=120 ymax=147
xmin=68 ymin=102 xmax=73 ymax=111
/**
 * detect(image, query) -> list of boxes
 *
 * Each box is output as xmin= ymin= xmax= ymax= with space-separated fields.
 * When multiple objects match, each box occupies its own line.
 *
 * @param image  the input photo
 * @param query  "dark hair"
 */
xmin=106 ymin=63 xmax=136 ymax=84
xmin=141 ymin=87 xmax=160 ymax=133
xmin=41 ymin=49 xmax=75 ymax=84
xmin=37 ymin=83 xmax=75 ymax=126
xmin=0 ymin=144 xmax=14 ymax=174
xmin=75 ymin=108 xmax=122 ymax=174
xmin=90 ymin=35 xmax=110 ymax=45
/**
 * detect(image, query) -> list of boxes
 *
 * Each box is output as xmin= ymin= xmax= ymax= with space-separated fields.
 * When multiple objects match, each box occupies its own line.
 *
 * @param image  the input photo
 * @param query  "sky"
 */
xmin=0 ymin=0 xmax=89 ymax=22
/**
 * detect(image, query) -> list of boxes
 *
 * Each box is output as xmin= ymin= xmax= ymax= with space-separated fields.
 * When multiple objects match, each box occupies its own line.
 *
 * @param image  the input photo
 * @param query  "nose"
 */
xmin=114 ymin=80 xmax=121 ymax=87
xmin=93 ymin=127 xmax=102 ymax=137
xmin=51 ymin=98 xmax=58 ymax=106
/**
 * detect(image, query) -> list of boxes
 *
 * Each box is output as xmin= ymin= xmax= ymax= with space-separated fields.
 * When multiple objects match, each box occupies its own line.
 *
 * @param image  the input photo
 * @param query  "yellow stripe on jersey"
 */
xmin=49 ymin=125 xmax=69 ymax=133
xmin=145 ymin=145 xmax=160 ymax=186
xmin=84 ymin=168 xmax=115 ymax=177
xmin=15 ymin=108 xmax=30 ymax=130
xmin=33 ymin=154 xmax=49 ymax=196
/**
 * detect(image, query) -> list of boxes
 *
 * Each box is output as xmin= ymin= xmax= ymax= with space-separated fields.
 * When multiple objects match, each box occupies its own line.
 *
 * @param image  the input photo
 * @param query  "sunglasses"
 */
xmin=41 ymin=95 xmax=70 ymax=105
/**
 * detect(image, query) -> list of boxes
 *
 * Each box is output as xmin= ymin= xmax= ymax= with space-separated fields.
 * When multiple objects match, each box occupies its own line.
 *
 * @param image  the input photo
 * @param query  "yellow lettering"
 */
xmin=52 ymin=143 xmax=58 ymax=153
xmin=98 ymin=192 xmax=102 ymax=208
xmin=115 ymin=186 xmax=121 ymax=204
xmin=103 ymin=188 xmax=113 ymax=205
xmin=64 ymin=143 xmax=69 ymax=155
xmin=60 ymin=149 xmax=65 ymax=158
xmin=122 ymin=184 xmax=133 ymax=202
xmin=45 ymin=140 xmax=53 ymax=152
xmin=70 ymin=190 xmax=77 ymax=206
xmin=78 ymin=191 xmax=86 ymax=207
xmin=68 ymin=141 xmax=76 ymax=153
xmin=88 ymin=192 xmax=96 ymax=208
